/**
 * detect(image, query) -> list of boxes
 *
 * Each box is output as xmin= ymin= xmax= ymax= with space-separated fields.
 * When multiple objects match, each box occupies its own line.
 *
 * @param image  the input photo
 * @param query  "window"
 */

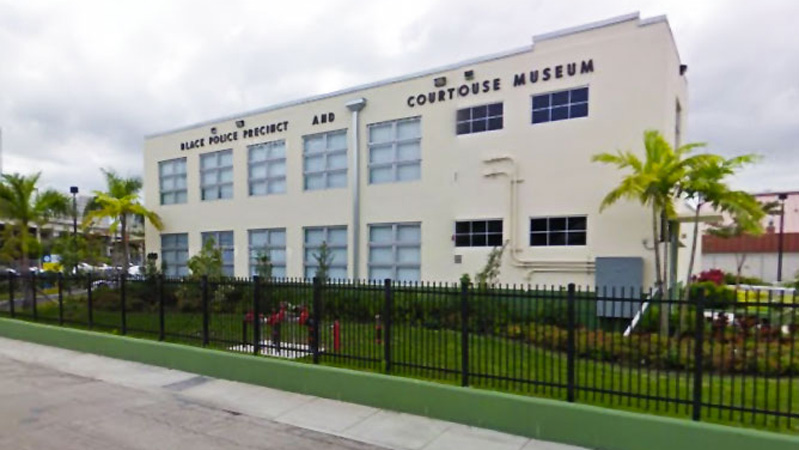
xmin=456 ymin=103 xmax=503 ymax=135
xmin=530 ymin=216 xmax=587 ymax=246
xmin=201 ymin=231 xmax=235 ymax=276
xmin=159 ymin=158 xmax=187 ymax=205
xmin=303 ymin=130 xmax=347 ymax=190
xmin=248 ymin=229 xmax=286 ymax=278
xmin=531 ymin=87 xmax=589 ymax=124
xmin=368 ymin=117 xmax=421 ymax=184
xmin=675 ymin=100 xmax=682 ymax=147
xmin=368 ymin=223 xmax=421 ymax=282
xmin=304 ymin=226 xmax=347 ymax=279
xmin=200 ymin=149 xmax=234 ymax=200
xmin=248 ymin=140 xmax=286 ymax=196
xmin=455 ymin=219 xmax=503 ymax=247
xmin=161 ymin=233 xmax=188 ymax=277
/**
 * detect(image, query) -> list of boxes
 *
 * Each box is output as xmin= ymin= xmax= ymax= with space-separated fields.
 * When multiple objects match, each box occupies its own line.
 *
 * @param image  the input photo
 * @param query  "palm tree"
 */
xmin=592 ymin=130 xmax=714 ymax=335
xmin=0 ymin=173 xmax=69 ymax=302
xmin=84 ymin=169 xmax=164 ymax=273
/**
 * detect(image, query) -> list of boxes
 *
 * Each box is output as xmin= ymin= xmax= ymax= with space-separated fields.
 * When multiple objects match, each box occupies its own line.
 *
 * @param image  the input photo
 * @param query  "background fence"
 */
xmin=0 ymin=273 xmax=797 ymax=433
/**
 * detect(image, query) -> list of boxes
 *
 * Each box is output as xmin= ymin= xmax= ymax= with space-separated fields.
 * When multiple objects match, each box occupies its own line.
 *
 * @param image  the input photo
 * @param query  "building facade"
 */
xmin=143 ymin=13 xmax=692 ymax=286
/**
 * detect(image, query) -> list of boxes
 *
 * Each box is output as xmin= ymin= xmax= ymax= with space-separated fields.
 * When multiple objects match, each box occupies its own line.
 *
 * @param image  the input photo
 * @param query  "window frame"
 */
xmin=161 ymin=233 xmax=189 ymax=277
xmin=201 ymin=230 xmax=235 ymax=276
xmin=531 ymin=86 xmax=589 ymax=125
xmin=456 ymin=102 xmax=504 ymax=135
xmin=303 ymin=226 xmax=348 ymax=279
xmin=529 ymin=215 xmax=587 ymax=247
xmin=248 ymin=140 xmax=286 ymax=196
xmin=248 ymin=228 xmax=287 ymax=278
xmin=367 ymin=117 xmax=421 ymax=184
xmin=368 ymin=222 xmax=422 ymax=282
xmin=302 ymin=129 xmax=348 ymax=191
xmin=200 ymin=149 xmax=234 ymax=201
xmin=454 ymin=219 xmax=504 ymax=248
xmin=158 ymin=157 xmax=188 ymax=205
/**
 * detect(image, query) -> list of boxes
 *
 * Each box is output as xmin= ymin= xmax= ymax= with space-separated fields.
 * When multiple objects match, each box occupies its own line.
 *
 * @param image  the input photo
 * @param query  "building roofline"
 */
xmin=146 ymin=11 xmax=665 ymax=140
xmin=752 ymin=190 xmax=799 ymax=197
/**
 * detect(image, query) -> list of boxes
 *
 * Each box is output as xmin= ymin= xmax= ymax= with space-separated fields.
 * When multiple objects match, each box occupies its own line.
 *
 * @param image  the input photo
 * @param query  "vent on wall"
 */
xmin=454 ymin=255 xmax=462 ymax=264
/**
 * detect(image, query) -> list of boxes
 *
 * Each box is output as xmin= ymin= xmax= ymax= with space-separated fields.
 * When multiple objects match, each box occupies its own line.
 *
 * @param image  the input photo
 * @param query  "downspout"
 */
xmin=346 ymin=98 xmax=367 ymax=279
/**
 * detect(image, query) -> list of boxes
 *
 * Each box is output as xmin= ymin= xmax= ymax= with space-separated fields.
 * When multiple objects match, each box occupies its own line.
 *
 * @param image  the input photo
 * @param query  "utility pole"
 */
xmin=777 ymin=193 xmax=788 ymax=282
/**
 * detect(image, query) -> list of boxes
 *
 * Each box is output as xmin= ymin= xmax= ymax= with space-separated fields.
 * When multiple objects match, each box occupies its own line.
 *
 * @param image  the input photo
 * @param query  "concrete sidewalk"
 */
xmin=0 ymin=337 xmax=584 ymax=450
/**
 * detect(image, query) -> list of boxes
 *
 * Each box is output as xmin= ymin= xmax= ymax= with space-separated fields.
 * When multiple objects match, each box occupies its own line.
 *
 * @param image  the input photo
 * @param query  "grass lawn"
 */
xmin=6 ymin=293 xmax=797 ymax=435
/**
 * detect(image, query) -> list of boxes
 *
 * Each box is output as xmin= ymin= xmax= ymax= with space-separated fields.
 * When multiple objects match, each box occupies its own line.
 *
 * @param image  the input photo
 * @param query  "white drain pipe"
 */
xmin=346 ymin=98 xmax=367 ymax=279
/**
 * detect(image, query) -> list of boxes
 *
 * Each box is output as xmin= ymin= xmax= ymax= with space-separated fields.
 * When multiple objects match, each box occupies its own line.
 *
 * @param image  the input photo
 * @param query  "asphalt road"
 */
xmin=0 ymin=354 xmax=385 ymax=450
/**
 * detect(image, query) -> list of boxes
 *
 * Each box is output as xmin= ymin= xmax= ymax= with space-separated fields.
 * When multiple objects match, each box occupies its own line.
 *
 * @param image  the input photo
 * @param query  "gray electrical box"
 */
xmin=595 ymin=257 xmax=643 ymax=318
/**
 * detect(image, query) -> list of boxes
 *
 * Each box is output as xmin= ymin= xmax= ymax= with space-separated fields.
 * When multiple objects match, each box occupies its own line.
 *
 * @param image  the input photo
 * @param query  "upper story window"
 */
xmin=161 ymin=233 xmax=189 ymax=277
xmin=303 ymin=226 xmax=348 ymax=279
xmin=368 ymin=222 xmax=421 ymax=282
xmin=530 ymin=216 xmax=587 ymax=247
xmin=201 ymin=231 xmax=235 ymax=276
xmin=303 ymin=130 xmax=347 ymax=191
xmin=455 ymin=219 xmax=503 ymax=247
xmin=248 ymin=140 xmax=286 ymax=196
xmin=531 ymin=87 xmax=589 ymax=124
xmin=248 ymin=228 xmax=286 ymax=278
xmin=368 ymin=117 xmax=421 ymax=184
xmin=456 ymin=103 xmax=503 ymax=135
xmin=159 ymin=158 xmax=187 ymax=205
xmin=200 ymin=149 xmax=233 ymax=201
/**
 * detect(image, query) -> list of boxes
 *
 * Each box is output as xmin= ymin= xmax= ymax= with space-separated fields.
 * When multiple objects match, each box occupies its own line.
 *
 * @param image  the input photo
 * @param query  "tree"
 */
xmin=706 ymin=211 xmax=764 ymax=286
xmin=187 ymin=237 xmax=223 ymax=278
xmin=312 ymin=241 xmax=334 ymax=283
xmin=84 ymin=169 xmax=163 ymax=274
xmin=475 ymin=242 xmax=508 ymax=288
xmin=254 ymin=251 xmax=273 ymax=280
xmin=592 ymin=130 xmax=714 ymax=335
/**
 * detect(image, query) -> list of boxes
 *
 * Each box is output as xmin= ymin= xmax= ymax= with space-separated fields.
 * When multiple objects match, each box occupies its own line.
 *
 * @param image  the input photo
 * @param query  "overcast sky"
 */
xmin=1 ymin=0 xmax=797 ymax=197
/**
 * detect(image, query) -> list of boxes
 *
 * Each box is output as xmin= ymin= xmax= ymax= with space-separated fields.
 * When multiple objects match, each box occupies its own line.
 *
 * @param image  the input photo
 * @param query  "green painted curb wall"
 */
xmin=1 ymin=318 xmax=798 ymax=450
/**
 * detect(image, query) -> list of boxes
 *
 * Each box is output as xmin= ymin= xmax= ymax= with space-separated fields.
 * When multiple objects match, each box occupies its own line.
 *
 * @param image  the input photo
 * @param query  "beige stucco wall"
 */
xmin=143 ymin=14 xmax=688 ymax=287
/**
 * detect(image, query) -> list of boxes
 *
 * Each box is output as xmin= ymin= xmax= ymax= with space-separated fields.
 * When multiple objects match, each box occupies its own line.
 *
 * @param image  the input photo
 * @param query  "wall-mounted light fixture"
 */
xmin=235 ymin=120 xmax=246 ymax=128
xmin=464 ymin=70 xmax=474 ymax=80
xmin=434 ymin=76 xmax=446 ymax=88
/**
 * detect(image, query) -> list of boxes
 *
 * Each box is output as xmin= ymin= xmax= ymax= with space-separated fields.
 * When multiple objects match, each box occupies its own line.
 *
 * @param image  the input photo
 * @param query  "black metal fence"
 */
xmin=0 ymin=273 xmax=797 ymax=433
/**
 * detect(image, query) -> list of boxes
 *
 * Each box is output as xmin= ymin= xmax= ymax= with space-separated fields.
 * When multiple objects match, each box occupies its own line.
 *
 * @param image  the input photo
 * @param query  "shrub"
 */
xmin=689 ymin=281 xmax=736 ymax=309
xmin=722 ymin=272 xmax=769 ymax=286
xmin=696 ymin=269 xmax=725 ymax=285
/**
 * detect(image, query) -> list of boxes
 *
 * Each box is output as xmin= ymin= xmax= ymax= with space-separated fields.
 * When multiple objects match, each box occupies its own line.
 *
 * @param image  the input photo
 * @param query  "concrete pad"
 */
xmin=276 ymin=396 xmax=380 ymax=433
xmin=178 ymin=378 xmax=315 ymax=419
xmin=342 ymin=410 xmax=453 ymax=450
xmin=423 ymin=424 xmax=528 ymax=450
xmin=521 ymin=439 xmax=587 ymax=450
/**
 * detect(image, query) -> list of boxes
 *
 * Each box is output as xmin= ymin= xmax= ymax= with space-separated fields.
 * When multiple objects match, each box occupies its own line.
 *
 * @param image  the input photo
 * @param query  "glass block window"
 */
xmin=531 ymin=87 xmax=589 ymax=124
xmin=368 ymin=117 xmax=421 ymax=184
xmin=201 ymin=231 xmax=235 ymax=276
xmin=161 ymin=233 xmax=189 ymax=277
xmin=248 ymin=228 xmax=286 ymax=278
xmin=368 ymin=223 xmax=421 ymax=282
xmin=530 ymin=216 xmax=587 ymax=246
xmin=248 ymin=140 xmax=286 ymax=196
xmin=456 ymin=103 xmax=503 ymax=135
xmin=200 ymin=149 xmax=234 ymax=200
xmin=455 ymin=219 xmax=503 ymax=247
xmin=303 ymin=130 xmax=347 ymax=190
xmin=304 ymin=226 xmax=347 ymax=279
xmin=159 ymin=158 xmax=187 ymax=205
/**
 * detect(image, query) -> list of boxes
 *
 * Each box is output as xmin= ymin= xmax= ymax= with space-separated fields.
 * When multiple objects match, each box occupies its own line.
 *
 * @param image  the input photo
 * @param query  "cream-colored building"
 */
xmin=143 ymin=12 xmax=694 ymax=287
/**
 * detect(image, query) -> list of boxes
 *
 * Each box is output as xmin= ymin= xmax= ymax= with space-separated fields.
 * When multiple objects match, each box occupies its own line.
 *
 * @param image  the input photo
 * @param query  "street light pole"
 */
xmin=70 ymin=186 xmax=79 ymax=273
xmin=777 ymin=193 xmax=788 ymax=283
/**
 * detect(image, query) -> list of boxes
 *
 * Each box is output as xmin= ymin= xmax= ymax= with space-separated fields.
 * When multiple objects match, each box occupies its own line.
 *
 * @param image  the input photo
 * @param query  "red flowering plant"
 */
xmin=694 ymin=269 xmax=726 ymax=286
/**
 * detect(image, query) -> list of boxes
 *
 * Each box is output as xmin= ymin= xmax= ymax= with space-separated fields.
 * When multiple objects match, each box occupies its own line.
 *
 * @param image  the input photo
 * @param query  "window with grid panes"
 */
xmin=159 ymin=158 xmax=187 ymax=205
xmin=529 ymin=216 xmax=587 ymax=246
xmin=454 ymin=219 xmax=503 ymax=247
xmin=200 ymin=149 xmax=234 ymax=200
xmin=456 ymin=103 xmax=503 ymax=135
xmin=303 ymin=226 xmax=347 ymax=279
xmin=161 ymin=233 xmax=188 ymax=277
xmin=248 ymin=140 xmax=286 ymax=196
xmin=248 ymin=228 xmax=286 ymax=278
xmin=368 ymin=117 xmax=421 ymax=184
xmin=531 ymin=87 xmax=589 ymax=124
xmin=368 ymin=223 xmax=421 ymax=282
xmin=303 ymin=130 xmax=347 ymax=190
xmin=201 ymin=231 xmax=235 ymax=276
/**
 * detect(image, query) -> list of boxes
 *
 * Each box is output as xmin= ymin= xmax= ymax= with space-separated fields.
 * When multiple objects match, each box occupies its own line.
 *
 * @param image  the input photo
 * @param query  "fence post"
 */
xmin=57 ymin=273 xmax=64 ymax=326
xmin=692 ymin=290 xmax=706 ymax=421
xmin=201 ymin=275 xmax=209 ymax=347
xmin=567 ymin=283 xmax=577 ymax=403
xmin=383 ymin=278 xmax=393 ymax=374
xmin=87 ymin=272 xmax=94 ymax=329
xmin=312 ymin=277 xmax=322 ymax=364
xmin=460 ymin=280 xmax=470 ymax=387
xmin=9 ymin=274 xmax=15 ymax=318
xmin=158 ymin=275 xmax=165 ymax=341
xmin=252 ymin=276 xmax=261 ymax=355
xmin=32 ymin=272 xmax=38 ymax=321
xmin=120 ymin=273 xmax=127 ymax=335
